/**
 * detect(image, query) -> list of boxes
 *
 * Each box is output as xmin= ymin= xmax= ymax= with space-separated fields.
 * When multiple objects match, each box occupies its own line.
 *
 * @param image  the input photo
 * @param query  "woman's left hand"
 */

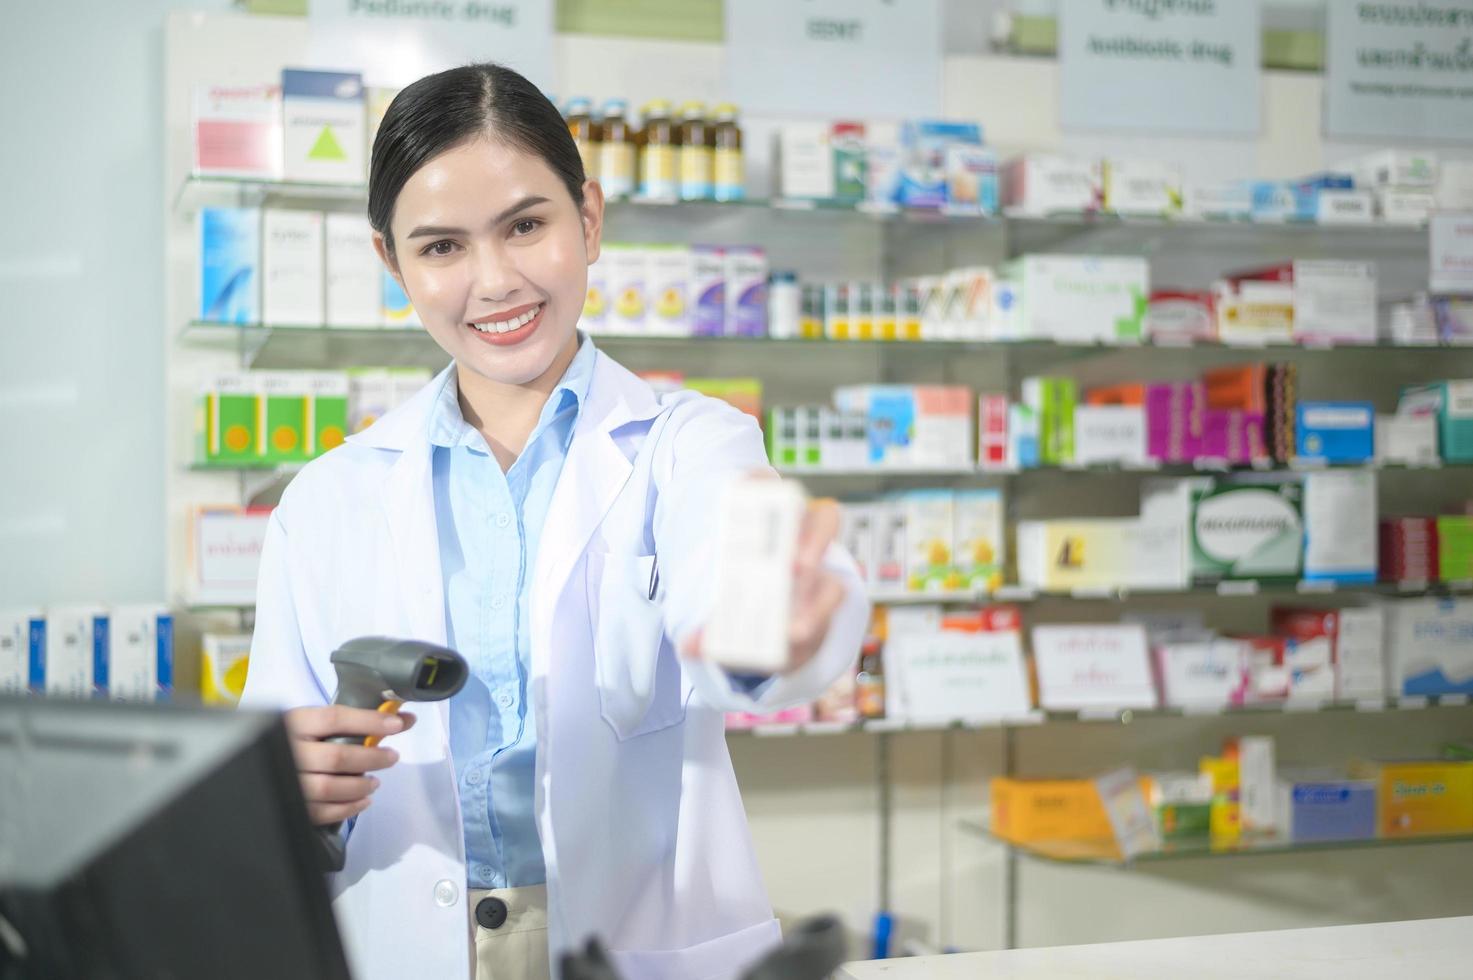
xmin=784 ymin=497 xmax=848 ymax=673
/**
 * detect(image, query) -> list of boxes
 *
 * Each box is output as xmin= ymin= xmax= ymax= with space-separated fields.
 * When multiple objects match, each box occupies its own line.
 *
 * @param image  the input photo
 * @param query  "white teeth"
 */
xmin=472 ymin=304 xmax=541 ymax=333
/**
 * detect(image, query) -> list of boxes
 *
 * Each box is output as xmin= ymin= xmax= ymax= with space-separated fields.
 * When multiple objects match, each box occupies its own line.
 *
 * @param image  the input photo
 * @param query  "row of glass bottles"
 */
xmin=564 ymin=98 xmax=744 ymax=203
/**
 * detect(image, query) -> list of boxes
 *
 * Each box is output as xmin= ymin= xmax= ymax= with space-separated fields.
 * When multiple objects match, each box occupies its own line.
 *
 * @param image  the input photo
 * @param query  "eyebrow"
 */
xmin=404 ymin=195 xmax=552 ymax=239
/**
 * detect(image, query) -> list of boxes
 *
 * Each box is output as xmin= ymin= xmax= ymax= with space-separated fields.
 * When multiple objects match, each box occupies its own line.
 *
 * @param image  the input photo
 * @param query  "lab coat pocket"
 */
xmin=585 ymin=551 xmax=690 ymax=740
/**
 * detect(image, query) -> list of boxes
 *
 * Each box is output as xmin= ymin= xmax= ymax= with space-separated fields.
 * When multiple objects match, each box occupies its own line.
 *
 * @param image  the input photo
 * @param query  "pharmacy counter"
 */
xmin=838 ymin=915 xmax=1472 ymax=979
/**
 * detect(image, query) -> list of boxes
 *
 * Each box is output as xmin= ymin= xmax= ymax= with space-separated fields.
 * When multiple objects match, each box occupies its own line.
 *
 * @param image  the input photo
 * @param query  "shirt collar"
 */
xmin=428 ymin=332 xmax=597 ymax=450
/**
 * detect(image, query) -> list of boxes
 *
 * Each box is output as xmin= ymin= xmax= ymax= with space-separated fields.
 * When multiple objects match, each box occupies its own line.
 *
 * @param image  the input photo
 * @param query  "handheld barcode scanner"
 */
xmin=317 ymin=637 xmax=468 ymax=872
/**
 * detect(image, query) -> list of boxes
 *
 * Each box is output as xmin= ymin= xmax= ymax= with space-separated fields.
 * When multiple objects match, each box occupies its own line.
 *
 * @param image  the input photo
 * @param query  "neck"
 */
xmin=456 ymin=334 xmax=580 ymax=471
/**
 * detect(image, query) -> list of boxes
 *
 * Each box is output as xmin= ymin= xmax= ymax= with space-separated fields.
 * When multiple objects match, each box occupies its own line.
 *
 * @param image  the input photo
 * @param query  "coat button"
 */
xmin=475 ymin=896 xmax=509 ymax=930
xmin=433 ymin=879 xmax=459 ymax=907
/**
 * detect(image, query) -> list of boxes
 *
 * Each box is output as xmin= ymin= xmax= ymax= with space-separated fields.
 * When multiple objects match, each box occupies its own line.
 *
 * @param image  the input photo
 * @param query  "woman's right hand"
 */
xmin=284 ymin=705 xmax=416 ymax=826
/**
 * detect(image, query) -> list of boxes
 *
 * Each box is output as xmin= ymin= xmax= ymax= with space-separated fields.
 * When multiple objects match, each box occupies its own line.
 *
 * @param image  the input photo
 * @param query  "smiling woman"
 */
xmin=240 ymin=60 xmax=868 ymax=980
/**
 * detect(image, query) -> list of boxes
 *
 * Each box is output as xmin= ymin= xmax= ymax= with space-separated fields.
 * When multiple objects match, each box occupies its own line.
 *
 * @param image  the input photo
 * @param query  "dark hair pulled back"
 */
xmin=368 ymin=62 xmax=585 ymax=256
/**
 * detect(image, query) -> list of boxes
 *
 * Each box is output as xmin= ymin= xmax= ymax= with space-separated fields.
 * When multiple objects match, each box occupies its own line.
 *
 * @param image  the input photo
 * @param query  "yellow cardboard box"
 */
xmin=990 ymin=776 xmax=1152 ymax=843
xmin=1351 ymin=760 xmax=1473 ymax=837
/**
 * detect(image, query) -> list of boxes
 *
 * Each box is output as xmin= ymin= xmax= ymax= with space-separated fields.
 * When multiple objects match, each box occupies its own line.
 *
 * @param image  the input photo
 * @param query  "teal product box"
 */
xmin=834 ymin=386 xmax=917 ymax=468
xmin=1280 ymin=779 xmax=1377 ymax=843
xmin=198 ymin=207 xmax=260 ymax=324
xmin=1400 ymin=380 xmax=1473 ymax=462
xmin=1296 ymin=402 xmax=1375 ymax=462
xmin=896 ymin=121 xmax=985 ymax=210
xmin=0 ymin=610 xmax=45 ymax=695
xmin=1250 ymin=181 xmax=1296 ymax=221
xmin=1191 ymin=479 xmax=1304 ymax=581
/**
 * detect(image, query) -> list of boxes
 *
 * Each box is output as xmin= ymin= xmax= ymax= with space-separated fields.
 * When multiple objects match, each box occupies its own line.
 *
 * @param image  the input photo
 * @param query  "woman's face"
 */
xmin=376 ymin=135 xmax=603 ymax=387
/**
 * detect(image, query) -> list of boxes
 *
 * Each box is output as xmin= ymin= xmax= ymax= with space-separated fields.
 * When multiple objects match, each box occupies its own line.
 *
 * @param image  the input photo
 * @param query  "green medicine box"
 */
xmin=259 ymin=372 xmax=311 ymax=464
xmin=198 ymin=373 xmax=259 ymax=465
xmin=1438 ymin=516 xmax=1473 ymax=582
xmin=1191 ymin=480 xmax=1304 ymax=581
xmin=308 ymin=373 xmax=349 ymax=457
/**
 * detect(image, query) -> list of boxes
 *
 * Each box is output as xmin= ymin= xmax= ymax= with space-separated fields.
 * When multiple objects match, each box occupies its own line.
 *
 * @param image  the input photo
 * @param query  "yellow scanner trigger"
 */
xmin=364 ymin=698 xmax=405 ymax=748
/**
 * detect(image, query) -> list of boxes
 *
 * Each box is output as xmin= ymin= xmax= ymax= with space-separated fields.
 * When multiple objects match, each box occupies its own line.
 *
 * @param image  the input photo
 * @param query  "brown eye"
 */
xmin=512 ymin=219 xmax=542 ymax=236
xmin=423 ymin=240 xmax=457 ymax=257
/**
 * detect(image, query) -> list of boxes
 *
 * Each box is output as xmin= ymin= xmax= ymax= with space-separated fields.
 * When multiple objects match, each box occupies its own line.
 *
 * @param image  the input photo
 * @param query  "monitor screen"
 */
xmin=0 ymin=696 xmax=350 ymax=980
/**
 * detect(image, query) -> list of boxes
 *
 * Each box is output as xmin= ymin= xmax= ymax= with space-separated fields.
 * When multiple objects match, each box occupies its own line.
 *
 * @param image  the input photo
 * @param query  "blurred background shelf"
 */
xmin=958 ymin=821 xmax=1473 ymax=866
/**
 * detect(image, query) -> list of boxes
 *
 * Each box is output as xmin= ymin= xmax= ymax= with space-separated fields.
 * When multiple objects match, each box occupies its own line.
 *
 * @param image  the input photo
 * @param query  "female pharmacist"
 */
xmin=239 ymin=63 xmax=869 ymax=980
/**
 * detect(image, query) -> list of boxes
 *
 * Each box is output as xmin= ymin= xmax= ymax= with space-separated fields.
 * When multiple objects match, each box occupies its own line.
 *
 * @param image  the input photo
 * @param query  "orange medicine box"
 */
xmin=1350 ymin=760 xmax=1473 ymax=837
xmin=990 ymin=775 xmax=1152 ymax=843
xmin=1086 ymin=383 xmax=1146 ymax=407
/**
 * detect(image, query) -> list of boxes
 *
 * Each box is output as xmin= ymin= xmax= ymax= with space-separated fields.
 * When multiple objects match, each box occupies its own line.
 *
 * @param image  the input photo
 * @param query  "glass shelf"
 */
xmin=725 ymin=695 xmax=1473 ymax=739
xmin=172 ymin=176 xmax=1434 ymax=250
xmin=188 ymin=460 xmax=305 ymax=474
xmin=780 ymin=458 xmax=1464 ymax=479
xmin=867 ymin=579 xmax=1473 ymax=605
xmin=959 ymin=821 xmax=1473 ymax=865
xmin=178 ymin=320 xmax=1473 ymax=371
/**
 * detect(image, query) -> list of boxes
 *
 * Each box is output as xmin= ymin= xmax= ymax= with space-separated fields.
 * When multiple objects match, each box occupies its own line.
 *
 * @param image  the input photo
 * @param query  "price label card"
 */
xmin=1032 ymin=624 xmax=1158 ymax=711
xmin=885 ymin=629 xmax=1031 ymax=723
xmin=193 ymin=507 xmax=271 ymax=605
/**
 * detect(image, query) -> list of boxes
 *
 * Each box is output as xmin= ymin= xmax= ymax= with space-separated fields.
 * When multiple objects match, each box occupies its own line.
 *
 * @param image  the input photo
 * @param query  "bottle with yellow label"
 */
xmin=677 ymin=101 xmax=714 ymax=200
xmin=638 ymin=99 xmax=678 ymax=201
xmin=712 ymin=102 xmax=744 ymax=202
xmin=597 ymin=98 xmax=635 ymax=199
xmin=565 ymin=97 xmax=600 ymax=185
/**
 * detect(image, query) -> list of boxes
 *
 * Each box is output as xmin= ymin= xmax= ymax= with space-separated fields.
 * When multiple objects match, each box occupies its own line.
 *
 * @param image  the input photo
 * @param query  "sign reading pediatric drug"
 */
xmin=1326 ymin=1 xmax=1473 ymax=142
xmin=307 ymin=0 xmax=554 ymax=91
xmin=724 ymin=0 xmax=942 ymax=118
xmin=1059 ymin=0 xmax=1261 ymax=134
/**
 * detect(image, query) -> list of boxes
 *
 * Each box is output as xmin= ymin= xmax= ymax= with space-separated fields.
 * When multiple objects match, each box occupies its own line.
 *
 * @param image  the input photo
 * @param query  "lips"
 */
xmin=465 ymin=303 xmax=545 ymax=347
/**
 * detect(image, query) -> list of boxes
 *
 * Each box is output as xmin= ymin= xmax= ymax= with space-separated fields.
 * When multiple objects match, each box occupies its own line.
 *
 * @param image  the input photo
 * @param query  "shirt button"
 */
xmin=433 ymin=879 xmax=459 ymax=907
xmin=495 ymin=513 xmax=511 ymax=529
xmin=496 ymin=692 xmax=514 ymax=709
xmin=491 ymin=595 xmax=506 ymax=611
xmin=466 ymin=768 xmax=484 ymax=786
xmin=478 ymin=864 xmax=496 ymax=881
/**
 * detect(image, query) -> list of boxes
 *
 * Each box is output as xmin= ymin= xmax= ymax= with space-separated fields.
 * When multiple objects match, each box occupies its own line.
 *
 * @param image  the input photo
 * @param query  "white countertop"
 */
xmin=838 ymin=915 xmax=1473 ymax=979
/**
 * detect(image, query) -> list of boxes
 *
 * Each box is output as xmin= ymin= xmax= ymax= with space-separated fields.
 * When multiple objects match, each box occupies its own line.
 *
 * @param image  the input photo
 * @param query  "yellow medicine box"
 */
xmin=990 ymin=776 xmax=1151 ymax=844
xmin=1351 ymin=760 xmax=1473 ymax=837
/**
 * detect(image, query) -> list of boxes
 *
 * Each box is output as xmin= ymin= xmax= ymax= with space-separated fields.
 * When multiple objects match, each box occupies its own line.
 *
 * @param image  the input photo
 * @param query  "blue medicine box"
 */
xmin=1286 ymin=780 xmax=1377 ymax=843
xmin=1296 ymin=401 xmax=1375 ymax=462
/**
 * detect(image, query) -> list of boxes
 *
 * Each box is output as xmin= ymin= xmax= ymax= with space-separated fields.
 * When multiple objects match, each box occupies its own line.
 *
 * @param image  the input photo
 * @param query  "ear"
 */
xmin=579 ymin=179 xmax=606 ymax=266
xmin=372 ymin=231 xmax=405 ymax=287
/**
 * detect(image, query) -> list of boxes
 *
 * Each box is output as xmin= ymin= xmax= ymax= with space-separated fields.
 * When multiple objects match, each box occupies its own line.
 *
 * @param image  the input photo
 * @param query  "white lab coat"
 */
xmin=240 ymin=350 xmax=870 ymax=980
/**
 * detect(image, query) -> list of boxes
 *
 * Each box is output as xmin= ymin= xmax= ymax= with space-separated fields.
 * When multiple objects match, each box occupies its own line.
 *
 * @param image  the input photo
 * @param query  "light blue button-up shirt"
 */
xmin=430 ymin=335 xmax=596 ymax=890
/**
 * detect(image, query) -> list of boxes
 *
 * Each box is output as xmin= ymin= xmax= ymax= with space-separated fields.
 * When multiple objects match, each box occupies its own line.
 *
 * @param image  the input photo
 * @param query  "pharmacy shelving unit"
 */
xmin=168 ymin=183 xmax=1473 ymax=952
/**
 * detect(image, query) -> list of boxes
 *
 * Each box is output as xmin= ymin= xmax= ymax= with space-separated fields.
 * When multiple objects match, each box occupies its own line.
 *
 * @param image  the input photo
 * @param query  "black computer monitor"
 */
xmin=0 ymin=696 xmax=350 ymax=980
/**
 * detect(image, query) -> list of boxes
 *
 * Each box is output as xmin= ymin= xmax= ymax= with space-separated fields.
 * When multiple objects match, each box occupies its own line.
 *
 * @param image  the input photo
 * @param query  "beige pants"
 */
xmin=469 ymin=884 xmax=550 ymax=980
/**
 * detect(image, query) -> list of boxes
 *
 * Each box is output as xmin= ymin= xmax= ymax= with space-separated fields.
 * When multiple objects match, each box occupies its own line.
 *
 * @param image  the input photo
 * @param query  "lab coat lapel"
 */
xmin=531 ymin=353 xmax=660 ymax=680
xmin=379 ymin=433 xmax=450 ymax=734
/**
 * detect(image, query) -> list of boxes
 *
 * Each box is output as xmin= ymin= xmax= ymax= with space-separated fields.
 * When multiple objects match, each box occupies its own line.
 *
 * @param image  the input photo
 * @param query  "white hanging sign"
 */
xmin=724 ymin=0 xmax=942 ymax=118
xmin=1325 ymin=1 xmax=1473 ymax=143
xmin=306 ymin=0 xmax=555 ymax=92
xmin=1059 ymin=0 xmax=1261 ymax=134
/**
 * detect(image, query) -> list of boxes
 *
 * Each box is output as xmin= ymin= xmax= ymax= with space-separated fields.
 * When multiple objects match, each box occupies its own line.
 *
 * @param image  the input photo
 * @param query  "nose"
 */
xmin=471 ymin=240 xmax=525 ymax=303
